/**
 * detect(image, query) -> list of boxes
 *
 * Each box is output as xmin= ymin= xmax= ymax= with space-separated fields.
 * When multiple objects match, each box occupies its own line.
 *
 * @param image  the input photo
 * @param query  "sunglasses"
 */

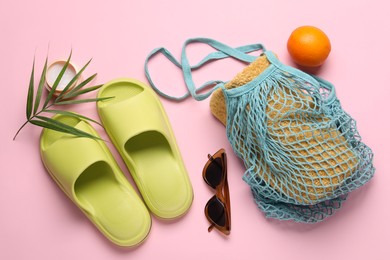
xmin=203 ymin=148 xmax=231 ymax=235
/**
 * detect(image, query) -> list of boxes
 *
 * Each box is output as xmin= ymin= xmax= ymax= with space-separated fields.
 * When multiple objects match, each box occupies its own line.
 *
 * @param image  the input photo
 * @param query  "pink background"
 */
xmin=1 ymin=0 xmax=390 ymax=259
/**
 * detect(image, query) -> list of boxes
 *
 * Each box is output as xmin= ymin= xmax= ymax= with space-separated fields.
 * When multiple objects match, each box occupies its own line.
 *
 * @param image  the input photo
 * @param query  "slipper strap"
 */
xmin=99 ymin=88 xmax=170 ymax=148
xmin=41 ymin=122 xmax=110 ymax=197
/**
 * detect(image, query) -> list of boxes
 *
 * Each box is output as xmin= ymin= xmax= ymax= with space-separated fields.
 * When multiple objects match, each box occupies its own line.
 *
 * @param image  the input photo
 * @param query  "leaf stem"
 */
xmin=13 ymin=120 xmax=30 ymax=140
xmin=13 ymin=103 xmax=55 ymax=140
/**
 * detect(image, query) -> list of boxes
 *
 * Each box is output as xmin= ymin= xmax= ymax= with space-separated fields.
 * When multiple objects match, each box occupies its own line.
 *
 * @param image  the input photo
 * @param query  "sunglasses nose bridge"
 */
xmin=214 ymin=182 xmax=224 ymax=196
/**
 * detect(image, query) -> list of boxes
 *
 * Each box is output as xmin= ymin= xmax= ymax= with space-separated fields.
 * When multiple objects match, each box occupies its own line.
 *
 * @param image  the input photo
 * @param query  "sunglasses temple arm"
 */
xmin=208 ymin=223 xmax=215 ymax=232
xmin=224 ymin=179 xmax=231 ymax=213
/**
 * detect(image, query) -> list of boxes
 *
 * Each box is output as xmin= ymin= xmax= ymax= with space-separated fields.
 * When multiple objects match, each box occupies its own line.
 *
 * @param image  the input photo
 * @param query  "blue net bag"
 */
xmin=223 ymin=51 xmax=374 ymax=222
xmin=145 ymin=38 xmax=375 ymax=223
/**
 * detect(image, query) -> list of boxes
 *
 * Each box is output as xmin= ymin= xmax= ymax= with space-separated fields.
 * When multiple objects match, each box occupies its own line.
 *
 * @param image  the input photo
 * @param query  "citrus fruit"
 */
xmin=287 ymin=26 xmax=331 ymax=67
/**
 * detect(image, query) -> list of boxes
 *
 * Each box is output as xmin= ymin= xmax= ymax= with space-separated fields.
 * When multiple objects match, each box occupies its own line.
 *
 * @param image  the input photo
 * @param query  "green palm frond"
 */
xmin=14 ymin=51 xmax=109 ymax=141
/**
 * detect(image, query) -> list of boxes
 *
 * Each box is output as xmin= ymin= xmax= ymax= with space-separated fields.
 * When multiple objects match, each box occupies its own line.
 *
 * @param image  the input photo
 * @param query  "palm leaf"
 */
xmin=44 ymin=109 xmax=102 ymax=126
xmin=14 ymin=52 xmax=104 ymax=141
xmin=30 ymin=119 xmax=98 ymax=140
xmin=33 ymin=57 xmax=48 ymax=114
xmin=55 ymin=97 xmax=113 ymax=106
xmin=30 ymin=119 xmax=74 ymax=134
xmin=43 ymin=51 xmax=72 ymax=108
xmin=26 ymin=58 xmax=35 ymax=119
xmin=62 ymin=84 xmax=103 ymax=99
xmin=55 ymin=58 xmax=92 ymax=102
xmin=34 ymin=115 xmax=100 ymax=140
xmin=62 ymin=73 xmax=97 ymax=99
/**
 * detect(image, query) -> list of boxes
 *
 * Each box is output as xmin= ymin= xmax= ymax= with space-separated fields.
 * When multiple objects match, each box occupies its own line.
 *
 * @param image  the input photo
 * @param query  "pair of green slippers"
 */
xmin=40 ymin=78 xmax=193 ymax=247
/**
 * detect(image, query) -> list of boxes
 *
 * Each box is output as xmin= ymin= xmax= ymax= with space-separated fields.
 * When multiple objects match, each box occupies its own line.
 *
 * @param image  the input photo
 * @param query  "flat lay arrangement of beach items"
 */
xmin=145 ymin=37 xmax=375 ymax=223
xmin=203 ymin=148 xmax=231 ymax=235
xmin=15 ymin=32 xmax=375 ymax=248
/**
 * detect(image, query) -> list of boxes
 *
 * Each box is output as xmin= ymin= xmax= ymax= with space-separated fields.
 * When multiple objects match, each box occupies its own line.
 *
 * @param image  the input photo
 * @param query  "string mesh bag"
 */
xmin=145 ymin=38 xmax=375 ymax=223
xmin=210 ymin=51 xmax=375 ymax=223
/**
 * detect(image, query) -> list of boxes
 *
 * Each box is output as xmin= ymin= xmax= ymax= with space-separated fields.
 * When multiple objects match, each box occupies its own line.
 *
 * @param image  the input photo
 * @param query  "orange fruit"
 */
xmin=287 ymin=26 xmax=331 ymax=67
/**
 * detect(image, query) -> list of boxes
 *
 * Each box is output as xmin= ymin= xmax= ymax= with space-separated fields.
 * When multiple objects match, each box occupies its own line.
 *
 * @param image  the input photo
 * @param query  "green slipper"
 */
xmin=97 ymin=78 xmax=193 ymax=219
xmin=40 ymin=114 xmax=151 ymax=247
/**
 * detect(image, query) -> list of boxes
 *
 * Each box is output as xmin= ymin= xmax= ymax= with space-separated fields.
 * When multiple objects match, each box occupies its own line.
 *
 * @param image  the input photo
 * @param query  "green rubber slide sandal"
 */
xmin=97 ymin=78 xmax=193 ymax=219
xmin=40 ymin=114 xmax=151 ymax=247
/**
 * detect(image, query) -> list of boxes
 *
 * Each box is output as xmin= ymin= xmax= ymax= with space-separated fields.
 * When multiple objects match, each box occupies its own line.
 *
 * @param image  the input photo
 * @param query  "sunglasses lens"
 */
xmin=207 ymin=197 xmax=226 ymax=227
xmin=205 ymin=157 xmax=223 ymax=188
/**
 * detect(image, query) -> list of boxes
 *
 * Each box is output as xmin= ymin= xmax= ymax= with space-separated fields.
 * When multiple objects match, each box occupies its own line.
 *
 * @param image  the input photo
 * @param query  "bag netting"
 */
xmin=224 ymin=53 xmax=375 ymax=223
